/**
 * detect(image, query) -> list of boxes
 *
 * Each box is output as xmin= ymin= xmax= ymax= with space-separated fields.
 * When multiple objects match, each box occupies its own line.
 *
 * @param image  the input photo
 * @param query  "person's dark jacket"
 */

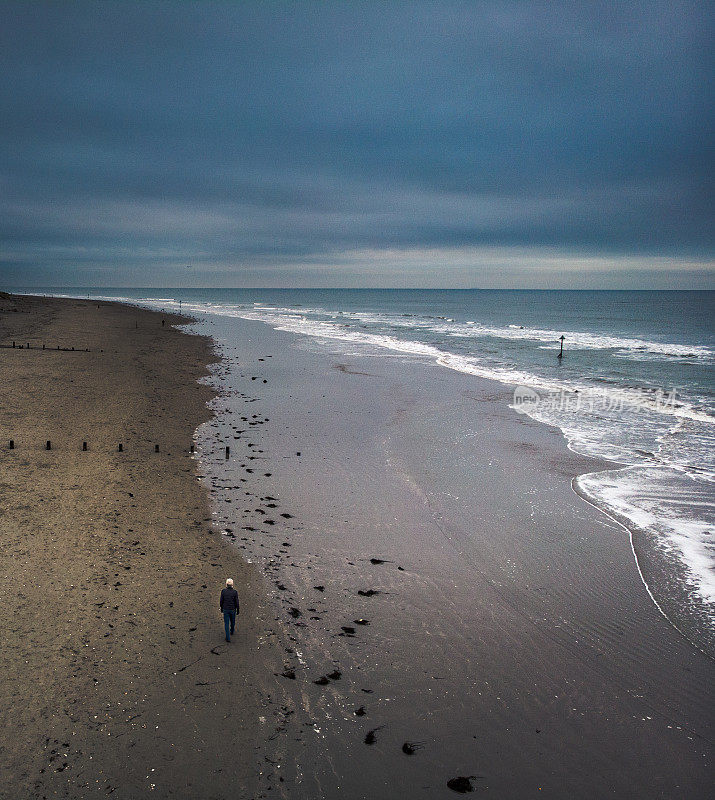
xmin=220 ymin=586 xmax=239 ymax=613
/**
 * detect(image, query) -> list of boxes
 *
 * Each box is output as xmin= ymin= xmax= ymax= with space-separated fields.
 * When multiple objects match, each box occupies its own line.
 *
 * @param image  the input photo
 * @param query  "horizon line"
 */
xmin=6 ymin=286 xmax=715 ymax=293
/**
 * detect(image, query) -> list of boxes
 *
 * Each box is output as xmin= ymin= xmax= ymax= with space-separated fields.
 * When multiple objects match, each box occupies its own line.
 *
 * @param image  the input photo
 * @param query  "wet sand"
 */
xmin=196 ymin=313 xmax=714 ymax=799
xmin=0 ymin=295 xmax=291 ymax=799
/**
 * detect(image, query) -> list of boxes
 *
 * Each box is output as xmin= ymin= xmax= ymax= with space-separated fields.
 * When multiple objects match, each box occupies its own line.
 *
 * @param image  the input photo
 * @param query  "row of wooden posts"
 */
xmin=5 ymin=341 xmax=92 ymax=352
xmin=6 ymin=441 xmax=231 ymax=458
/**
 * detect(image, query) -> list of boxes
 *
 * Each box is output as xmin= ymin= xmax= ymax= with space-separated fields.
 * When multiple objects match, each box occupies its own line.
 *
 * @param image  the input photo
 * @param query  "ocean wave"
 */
xmin=444 ymin=322 xmax=711 ymax=361
xmin=273 ymin=307 xmax=712 ymax=361
xmin=576 ymin=466 xmax=715 ymax=606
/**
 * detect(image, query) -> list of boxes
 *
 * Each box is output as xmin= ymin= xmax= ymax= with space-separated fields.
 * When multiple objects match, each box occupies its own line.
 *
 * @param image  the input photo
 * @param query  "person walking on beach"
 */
xmin=220 ymin=578 xmax=239 ymax=642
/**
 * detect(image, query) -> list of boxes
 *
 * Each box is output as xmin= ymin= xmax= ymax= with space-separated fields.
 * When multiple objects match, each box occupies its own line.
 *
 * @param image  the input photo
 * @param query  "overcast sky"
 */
xmin=1 ymin=1 xmax=712 ymax=288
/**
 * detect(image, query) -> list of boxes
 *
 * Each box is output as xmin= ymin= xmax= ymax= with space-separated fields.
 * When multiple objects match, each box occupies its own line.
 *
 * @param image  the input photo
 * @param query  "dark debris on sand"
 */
xmin=401 ymin=741 xmax=426 ymax=755
xmin=447 ymin=776 xmax=483 ymax=793
xmin=364 ymin=726 xmax=384 ymax=745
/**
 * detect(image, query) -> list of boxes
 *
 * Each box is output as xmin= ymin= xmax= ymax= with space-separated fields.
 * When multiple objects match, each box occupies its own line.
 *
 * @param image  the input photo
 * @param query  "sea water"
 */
xmin=29 ymin=288 xmax=715 ymax=638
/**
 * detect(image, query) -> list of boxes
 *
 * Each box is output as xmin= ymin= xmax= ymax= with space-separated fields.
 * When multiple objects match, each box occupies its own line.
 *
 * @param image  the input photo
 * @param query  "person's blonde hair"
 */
xmin=226 ymin=578 xmax=234 ymax=586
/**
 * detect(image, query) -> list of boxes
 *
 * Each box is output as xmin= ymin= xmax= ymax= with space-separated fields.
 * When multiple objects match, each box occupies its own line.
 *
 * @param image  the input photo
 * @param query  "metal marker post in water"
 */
xmin=558 ymin=334 xmax=565 ymax=359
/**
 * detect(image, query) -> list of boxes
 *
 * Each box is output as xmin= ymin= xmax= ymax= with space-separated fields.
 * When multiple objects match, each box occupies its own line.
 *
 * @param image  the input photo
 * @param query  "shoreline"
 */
xmin=0 ymin=295 xmax=290 ymax=799
xmin=572 ymin=475 xmax=715 ymax=658
xmin=65 ymin=287 xmax=713 ymax=654
xmin=171 ymin=290 xmax=713 ymax=656
xmin=22 ymin=289 xmax=711 ymax=652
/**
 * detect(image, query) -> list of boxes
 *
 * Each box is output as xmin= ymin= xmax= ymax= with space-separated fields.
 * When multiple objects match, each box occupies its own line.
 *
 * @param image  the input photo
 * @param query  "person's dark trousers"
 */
xmin=224 ymin=610 xmax=236 ymax=641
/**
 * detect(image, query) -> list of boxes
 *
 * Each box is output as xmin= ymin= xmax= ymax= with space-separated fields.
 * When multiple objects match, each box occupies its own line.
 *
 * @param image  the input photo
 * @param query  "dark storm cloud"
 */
xmin=0 ymin=0 xmax=712 ymax=287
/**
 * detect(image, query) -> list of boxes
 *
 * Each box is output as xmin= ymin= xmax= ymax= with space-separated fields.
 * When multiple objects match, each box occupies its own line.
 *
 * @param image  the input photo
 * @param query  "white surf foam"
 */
xmin=300 ymin=308 xmax=713 ymax=362
xmin=577 ymin=466 xmax=715 ymax=605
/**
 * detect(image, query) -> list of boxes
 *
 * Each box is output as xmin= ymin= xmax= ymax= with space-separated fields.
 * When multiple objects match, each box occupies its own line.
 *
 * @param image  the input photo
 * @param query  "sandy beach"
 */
xmin=1 ymin=294 xmax=713 ymax=799
xmin=0 ymin=295 xmax=290 ymax=799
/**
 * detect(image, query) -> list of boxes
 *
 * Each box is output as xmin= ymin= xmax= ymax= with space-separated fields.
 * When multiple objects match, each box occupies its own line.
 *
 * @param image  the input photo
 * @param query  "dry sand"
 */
xmin=0 ymin=295 xmax=283 ymax=799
